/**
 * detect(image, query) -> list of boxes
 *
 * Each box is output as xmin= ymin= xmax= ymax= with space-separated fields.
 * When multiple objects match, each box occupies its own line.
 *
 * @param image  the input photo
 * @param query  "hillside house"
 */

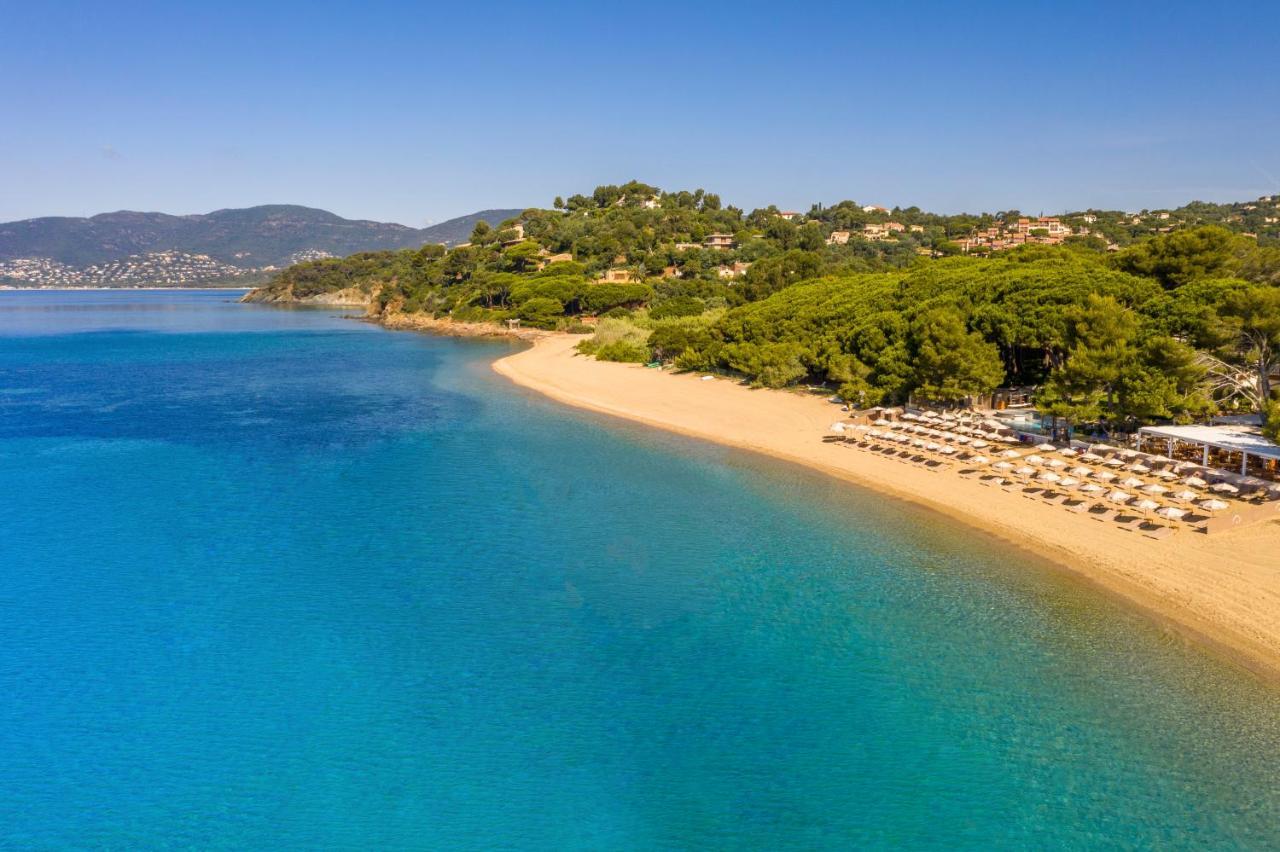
xmin=704 ymin=233 xmax=736 ymax=250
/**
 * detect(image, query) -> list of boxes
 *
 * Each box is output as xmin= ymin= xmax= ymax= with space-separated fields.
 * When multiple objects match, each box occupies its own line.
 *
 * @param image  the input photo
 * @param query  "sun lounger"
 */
xmin=1115 ymin=515 xmax=1146 ymax=532
xmin=1089 ymin=508 xmax=1119 ymax=523
xmin=1141 ymin=525 xmax=1175 ymax=540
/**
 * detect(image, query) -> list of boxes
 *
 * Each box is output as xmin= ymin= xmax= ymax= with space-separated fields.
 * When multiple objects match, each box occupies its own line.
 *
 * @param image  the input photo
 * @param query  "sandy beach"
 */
xmin=495 ymin=334 xmax=1280 ymax=679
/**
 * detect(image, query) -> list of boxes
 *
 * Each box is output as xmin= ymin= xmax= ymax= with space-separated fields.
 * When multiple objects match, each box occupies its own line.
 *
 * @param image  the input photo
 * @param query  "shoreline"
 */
xmin=493 ymin=334 xmax=1280 ymax=683
xmin=376 ymin=310 xmax=552 ymax=341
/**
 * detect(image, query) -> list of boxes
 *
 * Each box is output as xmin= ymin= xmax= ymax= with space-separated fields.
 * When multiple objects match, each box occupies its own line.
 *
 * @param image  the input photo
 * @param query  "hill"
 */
xmin=0 ymin=205 xmax=525 ymax=286
xmin=418 ymin=209 xmax=524 ymax=248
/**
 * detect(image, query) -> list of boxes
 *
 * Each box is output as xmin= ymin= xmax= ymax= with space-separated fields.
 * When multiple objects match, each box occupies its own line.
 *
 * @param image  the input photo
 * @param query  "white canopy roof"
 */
xmin=1138 ymin=425 xmax=1280 ymax=462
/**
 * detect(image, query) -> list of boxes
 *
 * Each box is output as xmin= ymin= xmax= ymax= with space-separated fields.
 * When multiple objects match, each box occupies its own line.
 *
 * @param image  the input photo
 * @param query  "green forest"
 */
xmin=249 ymin=181 xmax=1280 ymax=439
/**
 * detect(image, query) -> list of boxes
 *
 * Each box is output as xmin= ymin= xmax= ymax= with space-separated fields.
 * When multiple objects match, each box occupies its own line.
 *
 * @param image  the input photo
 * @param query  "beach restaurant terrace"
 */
xmin=1137 ymin=424 xmax=1280 ymax=479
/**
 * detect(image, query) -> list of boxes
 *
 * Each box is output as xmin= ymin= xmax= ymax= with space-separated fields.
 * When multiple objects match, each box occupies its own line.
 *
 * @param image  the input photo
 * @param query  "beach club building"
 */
xmin=1137 ymin=424 xmax=1280 ymax=479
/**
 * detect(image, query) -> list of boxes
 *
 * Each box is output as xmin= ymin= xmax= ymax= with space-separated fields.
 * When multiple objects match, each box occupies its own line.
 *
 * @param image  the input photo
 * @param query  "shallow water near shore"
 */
xmin=2 ymin=290 xmax=1279 ymax=848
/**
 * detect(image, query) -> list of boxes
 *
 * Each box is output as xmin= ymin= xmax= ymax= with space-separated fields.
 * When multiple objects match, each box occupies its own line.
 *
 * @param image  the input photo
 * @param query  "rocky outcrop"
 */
xmin=240 ymin=283 xmax=375 ymax=307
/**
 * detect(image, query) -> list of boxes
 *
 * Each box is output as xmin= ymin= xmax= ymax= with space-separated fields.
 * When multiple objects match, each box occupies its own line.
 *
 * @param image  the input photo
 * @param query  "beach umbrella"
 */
xmin=1155 ymin=506 xmax=1186 ymax=521
xmin=926 ymin=442 xmax=941 ymax=451
xmin=1211 ymin=482 xmax=1239 ymax=494
xmin=1000 ymin=449 xmax=1022 ymax=458
xmin=1057 ymin=446 xmax=1078 ymax=456
xmin=1105 ymin=458 xmax=1125 ymax=467
xmin=1080 ymin=483 xmax=1105 ymax=494
xmin=1184 ymin=476 xmax=1208 ymax=487
xmin=1046 ymin=459 xmax=1067 ymax=469
xmin=1015 ymin=465 xmax=1036 ymax=476
xmin=993 ymin=461 xmax=1014 ymax=471
xmin=1093 ymin=470 xmax=1117 ymax=481
xmin=873 ymin=417 xmax=890 ymax=426
xmin=1094 ymin=443 xmax=1117 ymax=452
xmin=1120 ymin=449 xmax=1139 ymax=459
xmin=955 ymin=436 xmax=971 ymax=444
xmin=1174 ymin=461 xmax=1199 ymax=471
xmin=1038 ymin=444 xmax=1059 ymax=452
xmin=1148 ymin=454 xmax=1172 ymax=463
xmin=1119 ymin=476 xmax=1144 ymax=488
xmin=1142 ymin=484 xmax=1168 ymax=494
xmin=1081 ymin=452 xmax=1104 ymax=462
xmin=972 ymin=440 xmax=989 ymax=449
xmin=911 ymin=438 xmax=925 ymax=447
xmin=1135 ymin=498 xmax=1160 ymax=512
xmin=1169 ymin=489 xmax=1198 ymax=502
xmin=901 ymin=412 xmax=919 ymax=421
xmin=1070 ymin=466 xmax=1093 ymax=477
xmin=1025 ymin=454 xmax=1046 ymax=465
xmin=939 ymin=446 xmax=956 ymax=455
xmin=1107 ymin=490 xmax=1134 ymax=504
xmin=1037 ymin=471 xmax=1061 ymax=483
xmin=830 ymin=423 xmax=847 ymax=433
xmin=1058 ymin=476 xmax=1080 ymax=487
xmin=970 ymin=455 xmax=990 ymax=465
xmin=1127 ymin=463 xmax=1150 ymax=473
xmin=1154 ymin=470 xmax=1178 ymax=480
xmin=1199 ymin=498 xmax=1229 ymax=513
xmin=941 ymin=412 xmax=957 ymax=421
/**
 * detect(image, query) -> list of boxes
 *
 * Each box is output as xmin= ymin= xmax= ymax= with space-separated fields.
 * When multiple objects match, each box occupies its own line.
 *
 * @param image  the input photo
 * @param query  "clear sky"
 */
xmin=3 ymin=0 xmax=1278 ymax=225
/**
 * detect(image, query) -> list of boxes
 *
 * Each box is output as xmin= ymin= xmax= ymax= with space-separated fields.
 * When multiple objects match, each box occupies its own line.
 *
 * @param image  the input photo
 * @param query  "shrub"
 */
xmin=650 ymin=296 xmax=705 ymax=319
xmin=518 ymin=297 xmax=565 ymax=328
xmin=582 ymin=283 xmax=653 ymax=314
xmin=594 ymin=340 xmax=651 ymax=362
xmin=577 ymin=317 xmax=651 ymax=361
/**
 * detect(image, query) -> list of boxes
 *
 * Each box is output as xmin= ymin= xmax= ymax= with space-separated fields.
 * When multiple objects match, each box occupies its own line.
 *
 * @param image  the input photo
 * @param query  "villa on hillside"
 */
xmin=863 ymin=222 xmax=905 ymax=240
xmin=960 ymin=217 xmax=1070 ymax=253
xmin=600 ymin=268 xmax=641 ymax=283
xmin=717 ymin=261 xmax=751 ymax=279
xmin=500 ymin=223 xmax=526 ymax=245
xmin=704 ymin=233 xmax=736 ymax=250
xmin=827 ymin=230 xmax=852 ymax=245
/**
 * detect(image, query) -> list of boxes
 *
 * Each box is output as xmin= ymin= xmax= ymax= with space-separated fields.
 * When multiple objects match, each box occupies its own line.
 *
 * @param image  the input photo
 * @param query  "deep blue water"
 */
xmin=2 ymin=290 xmax=1279 ymax=849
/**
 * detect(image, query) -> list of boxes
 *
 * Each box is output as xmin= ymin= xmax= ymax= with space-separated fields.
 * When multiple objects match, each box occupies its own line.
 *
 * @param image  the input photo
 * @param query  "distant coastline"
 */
xmin=0 ymin=285 xmax=251 ymax=292
xmin=493 ymin=334 xmax=1280 ymax=682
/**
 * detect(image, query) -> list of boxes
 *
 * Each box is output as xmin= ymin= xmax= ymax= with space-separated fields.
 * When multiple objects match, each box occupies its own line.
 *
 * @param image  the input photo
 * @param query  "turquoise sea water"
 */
xmin=2 ymin=290 xmax=1279 ymax=848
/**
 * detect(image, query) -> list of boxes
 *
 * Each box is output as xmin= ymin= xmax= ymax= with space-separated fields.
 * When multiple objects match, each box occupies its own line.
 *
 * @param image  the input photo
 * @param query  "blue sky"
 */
xmin=2 ymin=1 xmax=1278 ymax=224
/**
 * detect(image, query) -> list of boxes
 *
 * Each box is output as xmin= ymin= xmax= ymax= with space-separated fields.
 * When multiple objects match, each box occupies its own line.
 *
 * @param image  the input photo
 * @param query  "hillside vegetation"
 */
xmin=246 ymin=181 xmax=1280 ymax=436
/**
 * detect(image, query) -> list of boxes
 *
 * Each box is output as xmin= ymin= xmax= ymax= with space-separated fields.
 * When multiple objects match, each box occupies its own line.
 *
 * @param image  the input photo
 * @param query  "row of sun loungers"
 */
xmin=827 ymin=412 xmax=1280 ymax=540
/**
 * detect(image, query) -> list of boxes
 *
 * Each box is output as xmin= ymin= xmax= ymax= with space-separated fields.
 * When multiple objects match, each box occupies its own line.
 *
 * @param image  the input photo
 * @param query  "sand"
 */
xmin=494 ymin=334 xmax=1280 ymax=680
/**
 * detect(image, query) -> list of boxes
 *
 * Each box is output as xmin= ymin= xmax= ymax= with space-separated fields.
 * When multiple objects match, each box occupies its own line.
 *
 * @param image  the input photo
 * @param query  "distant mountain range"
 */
xmin=0 ymin=205 xmax=524 ymax=287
